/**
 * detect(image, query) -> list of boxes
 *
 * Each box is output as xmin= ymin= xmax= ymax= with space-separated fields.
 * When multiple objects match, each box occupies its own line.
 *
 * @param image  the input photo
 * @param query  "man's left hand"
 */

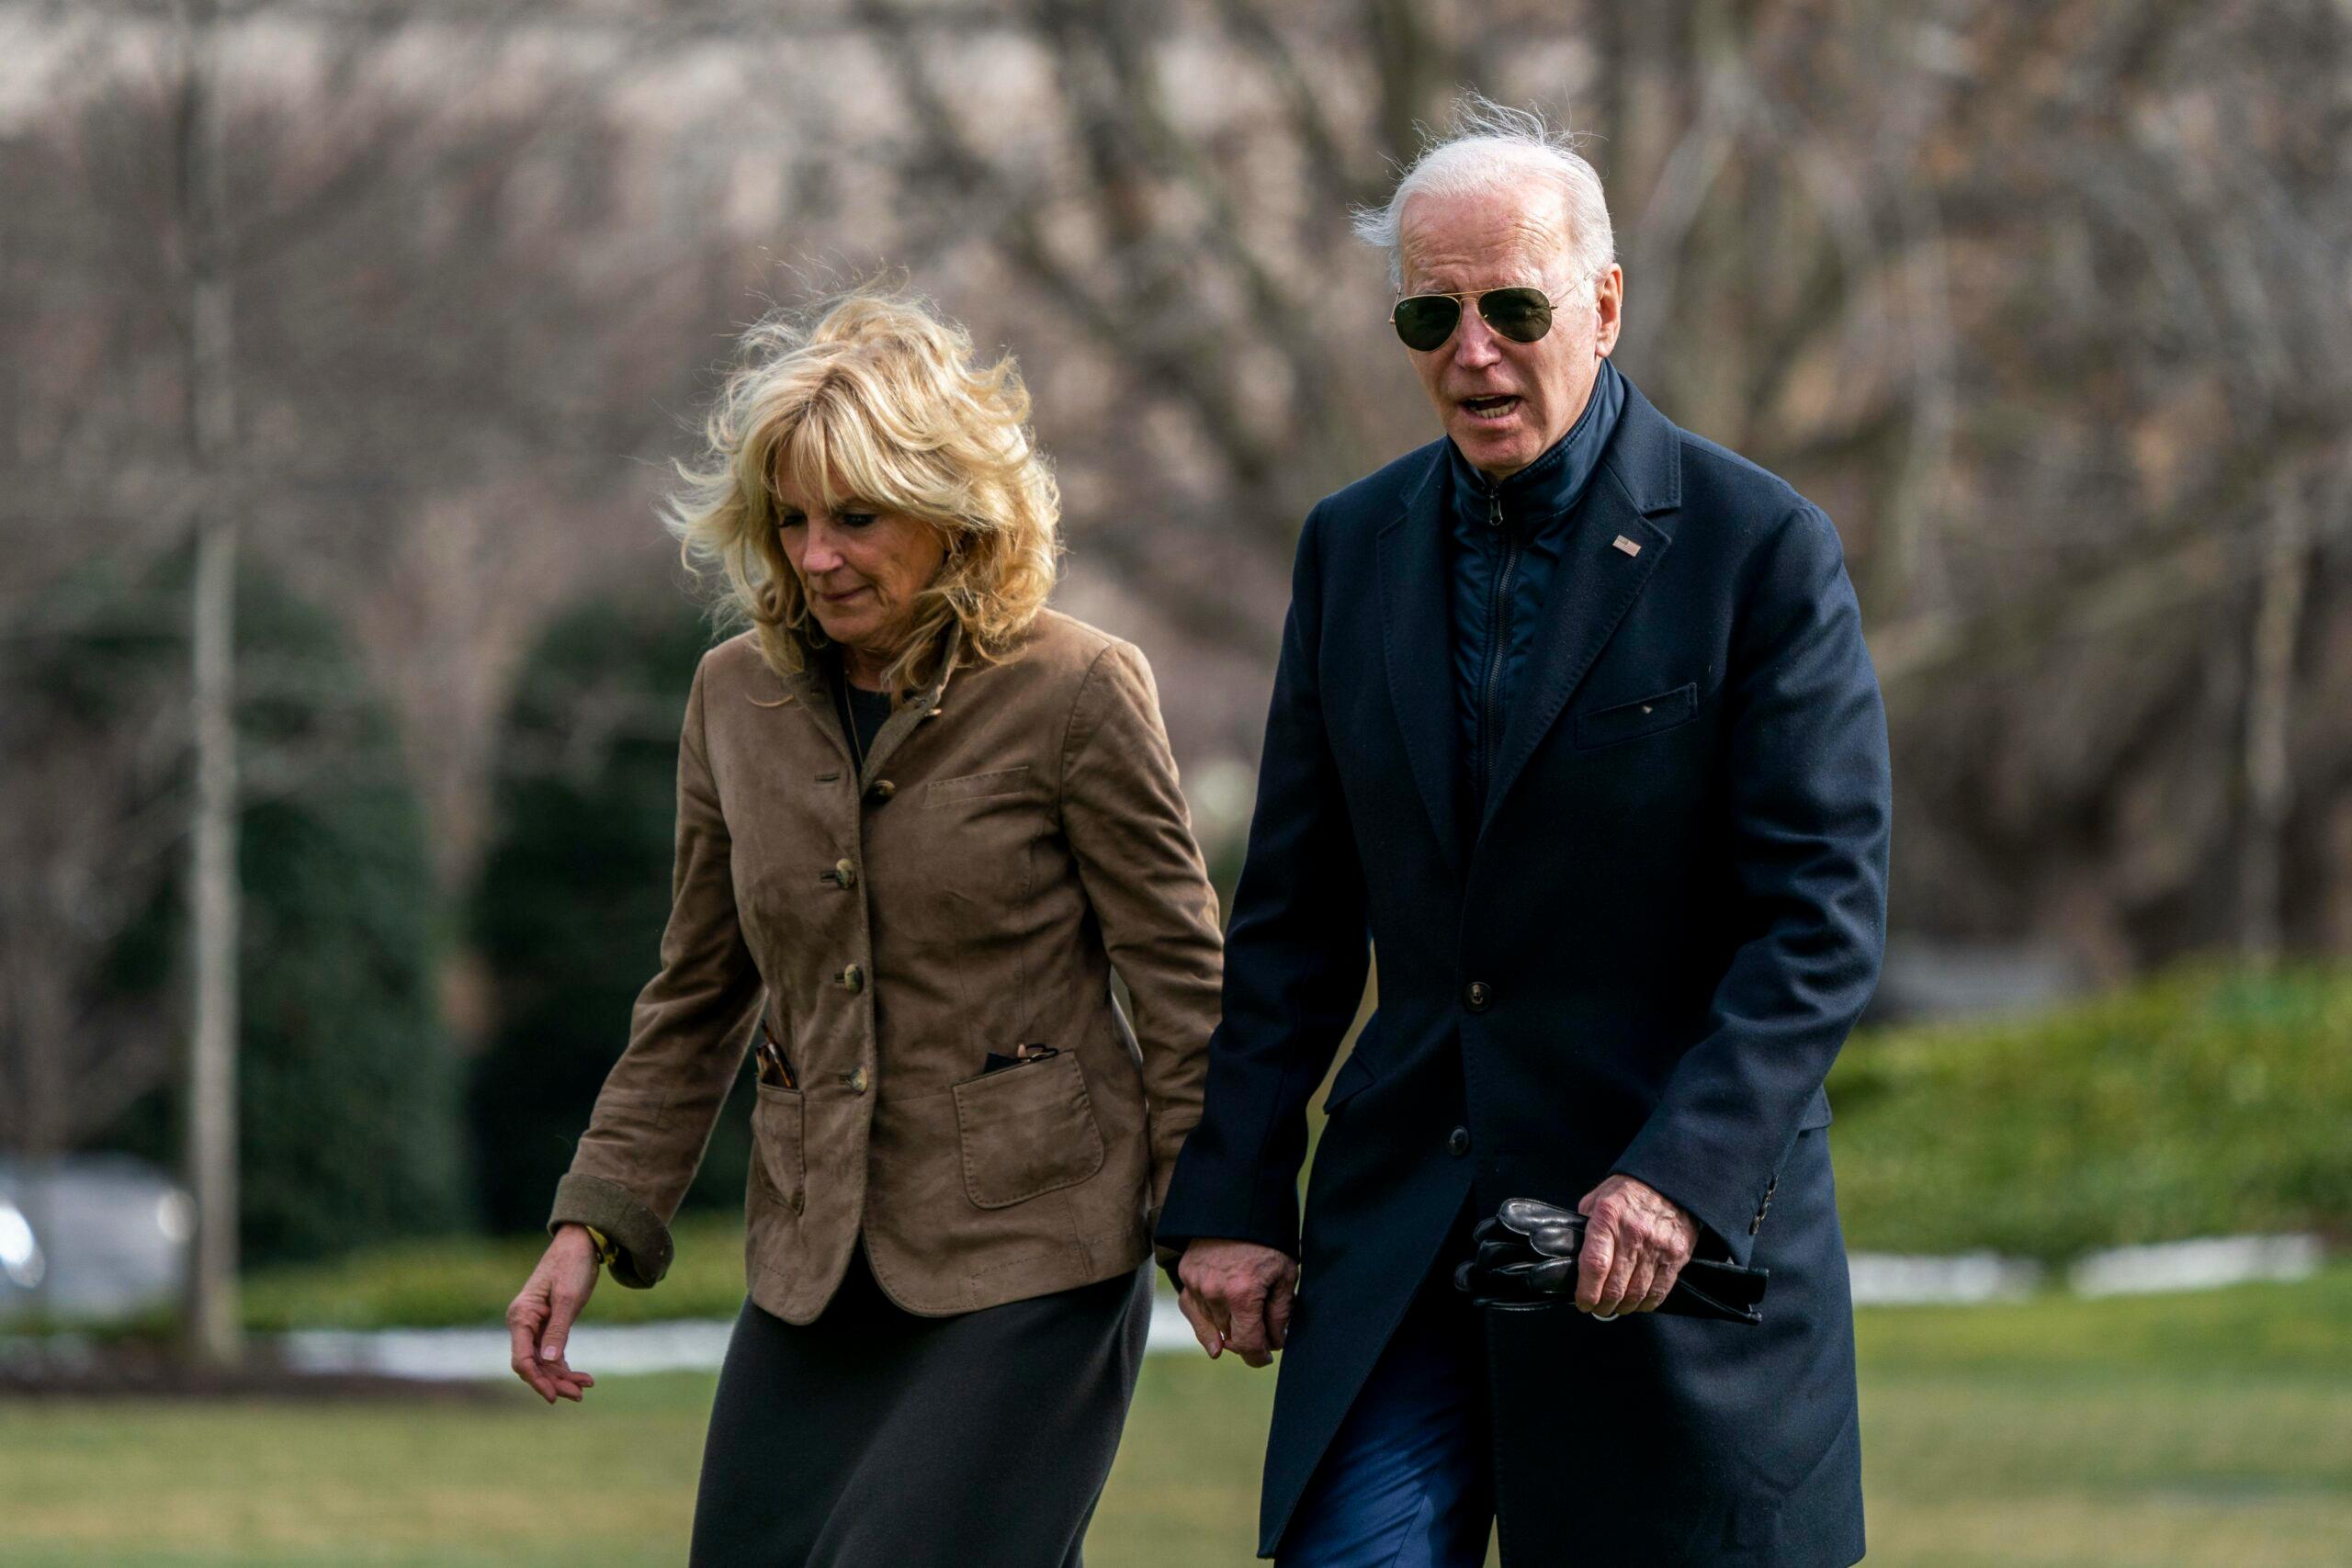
xmin=1573 ymin=1175 xmax=1697 ymax=1316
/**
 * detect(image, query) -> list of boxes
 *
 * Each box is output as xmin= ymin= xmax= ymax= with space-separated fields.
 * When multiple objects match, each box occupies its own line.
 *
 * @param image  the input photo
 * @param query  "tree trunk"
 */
xmin=2239 ymin=476 xmax=2311 ymax=962
xmin=176 ymin=0 xmax=243 ymax=1371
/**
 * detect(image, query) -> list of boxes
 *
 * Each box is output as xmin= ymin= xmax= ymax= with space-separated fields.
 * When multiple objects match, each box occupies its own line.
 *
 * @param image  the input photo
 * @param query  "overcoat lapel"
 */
xmin=1478 ymin=386 xmax=1682 ymax=839
xmin=1376 ymin=450 xmax=1465 ymax=874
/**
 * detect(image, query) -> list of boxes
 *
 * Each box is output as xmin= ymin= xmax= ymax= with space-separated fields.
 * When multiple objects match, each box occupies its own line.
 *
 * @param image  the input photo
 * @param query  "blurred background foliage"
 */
xmin=464 ymin=590 xmax=755 ymax=1235
xmin=9 ymin=548 xmax=461 ymax=1266
xmin=1827 ymin=965 xmax=2352 ymax=1259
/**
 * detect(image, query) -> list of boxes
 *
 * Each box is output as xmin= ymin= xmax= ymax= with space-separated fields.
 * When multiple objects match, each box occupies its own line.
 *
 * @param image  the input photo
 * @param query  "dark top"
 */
xmin=1446 ymin=356 xmax=1624 ymax=815
xmin=831 ymin=669 xmax=896 ymax=767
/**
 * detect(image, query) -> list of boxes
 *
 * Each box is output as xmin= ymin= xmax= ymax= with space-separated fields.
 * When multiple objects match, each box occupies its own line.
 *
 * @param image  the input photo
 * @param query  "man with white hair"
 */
xmin=1157 ymin=99 xmax=1889 ymax=1566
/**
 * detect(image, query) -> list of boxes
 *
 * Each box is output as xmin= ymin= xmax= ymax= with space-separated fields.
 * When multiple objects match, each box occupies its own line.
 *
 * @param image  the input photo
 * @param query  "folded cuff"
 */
xmin=548 ymin=1173 xmax=673 ymax=1290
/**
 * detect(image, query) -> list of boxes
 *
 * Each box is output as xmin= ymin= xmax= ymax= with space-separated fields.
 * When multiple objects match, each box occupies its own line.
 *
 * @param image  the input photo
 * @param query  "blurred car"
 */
xmin=0 ymin=1155 xmax=189 ymax=1323
xmin=0 ymin=1196 xmax=43 ymax=1291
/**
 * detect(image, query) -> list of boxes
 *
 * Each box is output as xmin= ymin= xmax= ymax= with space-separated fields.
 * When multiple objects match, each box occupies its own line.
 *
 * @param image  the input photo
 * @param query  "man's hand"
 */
xmin=1175 ymin=1238 xmax=1298 ymax=1369
xmin=506 ymin=1224 xmax=602 ymax=1404
xmin=1574 ymin=1175 xmax=1697 ymax=1316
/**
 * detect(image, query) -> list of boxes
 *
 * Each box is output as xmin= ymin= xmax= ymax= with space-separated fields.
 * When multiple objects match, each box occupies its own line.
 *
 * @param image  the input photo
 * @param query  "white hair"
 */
xmin=1352 ymin=95 xmax=1616 ymax=298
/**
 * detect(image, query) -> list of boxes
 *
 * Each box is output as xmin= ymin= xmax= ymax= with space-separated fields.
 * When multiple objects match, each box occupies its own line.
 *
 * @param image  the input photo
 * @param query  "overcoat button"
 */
xmin=1447 ymin=1126 xmax=1472 ymax=1157
xmin=1463 ymin=981 xmax=1492 ymax=1012
xmin=869 ymin=779 xmax=896 ymax=801
xmin=836 ymin=964 xmax=865 ymax=993
xmin=848 ymin=1066 xmax=869 ymax=1094
xmin=833 ymin=858 xmax=857 ymax=890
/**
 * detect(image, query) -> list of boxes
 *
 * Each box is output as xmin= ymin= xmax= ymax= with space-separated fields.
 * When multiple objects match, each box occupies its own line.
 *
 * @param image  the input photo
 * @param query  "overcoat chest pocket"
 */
xmin=950 ymin=1050 xmax=1106 ymax=1208
xmin=1573 ymin=682 xmax=1699 ymax=750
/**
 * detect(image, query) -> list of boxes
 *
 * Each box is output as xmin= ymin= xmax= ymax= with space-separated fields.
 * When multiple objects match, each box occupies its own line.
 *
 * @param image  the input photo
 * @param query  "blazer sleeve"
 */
xmin=1058 ymin=639 xmax=1226 ymax=1226
xmin=1154 ymin=504 xmax=1372 ymax=1259
xmin=1610 ymin=501 xmax=1891 ymax=1266
xmin=546 ymin=652 xmax=765 ymax=1287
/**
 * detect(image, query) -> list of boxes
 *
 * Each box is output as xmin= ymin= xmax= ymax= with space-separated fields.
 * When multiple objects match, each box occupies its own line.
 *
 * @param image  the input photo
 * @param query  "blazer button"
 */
xmin=1463 ymin=981 xmax=1492 ymax=1012
xmin=1447 ymin=1126 xmax=1472 ymax=1157
xmin=836 ymin=964 xmax=865 ymax=993
xmin=869 ymin=779 xmax=896 ymax=802
xmin=832 ymin=858 xmax=857 ymax=890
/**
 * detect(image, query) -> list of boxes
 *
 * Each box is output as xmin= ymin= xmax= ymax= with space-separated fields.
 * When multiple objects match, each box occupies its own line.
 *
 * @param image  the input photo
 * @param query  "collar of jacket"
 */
xmin=1445 ymin=355 xmax=1626 ymax=532
xmin=775 ymin=619 xmax=966 ymax=788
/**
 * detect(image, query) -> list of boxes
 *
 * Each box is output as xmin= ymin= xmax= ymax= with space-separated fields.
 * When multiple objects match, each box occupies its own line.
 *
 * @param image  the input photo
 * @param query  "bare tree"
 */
xmin=166 ymin=0 xmax=244 ymax=1369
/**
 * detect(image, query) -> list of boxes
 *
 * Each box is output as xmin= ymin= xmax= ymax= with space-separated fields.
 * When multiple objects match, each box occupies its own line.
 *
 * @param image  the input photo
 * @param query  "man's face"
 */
xmin=1396 ymin=185 xmax=1623 ymax=479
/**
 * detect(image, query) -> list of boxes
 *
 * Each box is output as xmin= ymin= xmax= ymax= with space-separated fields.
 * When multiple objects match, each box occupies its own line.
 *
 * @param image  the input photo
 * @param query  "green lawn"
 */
xmin=4 ymin=1268 xmax=2348 ymax=1566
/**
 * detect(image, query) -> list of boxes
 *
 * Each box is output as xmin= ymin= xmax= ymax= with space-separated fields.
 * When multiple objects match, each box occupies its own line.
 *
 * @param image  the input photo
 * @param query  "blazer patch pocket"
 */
xmin=926 ymin=765 xmax=1032 ymax=807
xmin=951 ymin=1050 xmax=1107 ymax=1208
xmin=751 ymin=1082 xmax=807 ymax=1213
xmin=1574 ymin=682 xmax=1699 ymax=750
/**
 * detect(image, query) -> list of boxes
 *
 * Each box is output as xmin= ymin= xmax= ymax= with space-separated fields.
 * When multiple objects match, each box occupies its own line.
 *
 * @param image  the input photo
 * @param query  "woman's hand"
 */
xmin=507 ymin=1224 xmax=602 ymax=1404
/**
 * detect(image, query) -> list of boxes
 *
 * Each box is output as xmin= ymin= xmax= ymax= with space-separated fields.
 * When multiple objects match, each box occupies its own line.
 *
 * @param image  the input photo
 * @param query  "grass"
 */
xmin=4 ymin=1266 xmax=2347 ymax=1566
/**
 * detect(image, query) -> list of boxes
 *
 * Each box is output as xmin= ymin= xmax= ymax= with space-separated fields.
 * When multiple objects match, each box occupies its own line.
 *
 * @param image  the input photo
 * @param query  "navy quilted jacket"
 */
xmin=1446 ymin=356 xmax=1625 ymax=818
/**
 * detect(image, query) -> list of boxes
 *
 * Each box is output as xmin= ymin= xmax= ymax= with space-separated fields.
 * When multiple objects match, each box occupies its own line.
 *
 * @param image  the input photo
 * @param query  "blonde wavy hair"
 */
xmin=664 ymin=289 xmax=1063 ymax=696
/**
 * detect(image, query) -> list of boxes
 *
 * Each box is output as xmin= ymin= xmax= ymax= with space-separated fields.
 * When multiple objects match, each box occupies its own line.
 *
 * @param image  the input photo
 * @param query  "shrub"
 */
xmin=74 ymin=551 xmax=463 ymax=1264
xmin=465 ymin=591 xmax=755 ymax=1234
xmin=1827 ymin=964 xmax=2352 ymax=1259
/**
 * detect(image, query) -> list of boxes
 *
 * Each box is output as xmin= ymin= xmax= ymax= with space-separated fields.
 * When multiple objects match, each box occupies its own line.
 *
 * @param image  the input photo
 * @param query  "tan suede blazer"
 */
xmin=548 ymin=611 xmax=1223 ymax=1321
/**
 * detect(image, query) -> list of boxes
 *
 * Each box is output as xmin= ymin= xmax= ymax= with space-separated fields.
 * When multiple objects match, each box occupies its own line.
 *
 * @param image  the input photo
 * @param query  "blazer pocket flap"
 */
xmin=926 ymin=765 xmax=1033 ymax=807
xmin=950 ymin=1051 xmax=1107 ymax=1208
xmin=1574 ymin=683 xmax=1698 ymax=750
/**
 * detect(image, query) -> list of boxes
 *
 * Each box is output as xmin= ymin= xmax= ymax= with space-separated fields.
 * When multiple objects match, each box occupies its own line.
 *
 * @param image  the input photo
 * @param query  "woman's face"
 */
xmin=774 ymin=475 xmax=948 ymax=660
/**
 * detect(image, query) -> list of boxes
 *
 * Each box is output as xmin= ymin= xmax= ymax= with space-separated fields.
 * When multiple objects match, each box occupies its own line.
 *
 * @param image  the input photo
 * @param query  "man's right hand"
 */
xmin=1175 ymin=1238 xmax=1298 ymax=1369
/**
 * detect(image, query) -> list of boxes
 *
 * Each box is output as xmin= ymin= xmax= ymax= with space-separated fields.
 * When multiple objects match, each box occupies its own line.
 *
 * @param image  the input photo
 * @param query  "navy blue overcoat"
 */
xmin=1158 ymin=376 xmax=1890 ymax=1566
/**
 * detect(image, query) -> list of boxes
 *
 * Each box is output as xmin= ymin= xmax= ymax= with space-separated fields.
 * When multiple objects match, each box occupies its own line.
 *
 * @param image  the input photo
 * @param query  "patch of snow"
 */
xmin=2068 ymin=1235 xmax=2321 ymax=1298
xmin=1847 ymin=1251 xmax=2043 ymax=1305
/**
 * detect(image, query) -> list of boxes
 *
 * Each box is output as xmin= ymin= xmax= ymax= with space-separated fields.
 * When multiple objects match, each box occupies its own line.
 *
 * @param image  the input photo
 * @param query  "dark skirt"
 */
xmin=688 ymin=1241 xmax=1152 ymax=1567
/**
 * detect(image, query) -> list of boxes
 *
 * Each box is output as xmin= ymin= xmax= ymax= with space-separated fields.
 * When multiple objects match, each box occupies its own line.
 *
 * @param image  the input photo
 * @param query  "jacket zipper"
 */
xmin=1478 ymin=481 xmax=1520 ymax=796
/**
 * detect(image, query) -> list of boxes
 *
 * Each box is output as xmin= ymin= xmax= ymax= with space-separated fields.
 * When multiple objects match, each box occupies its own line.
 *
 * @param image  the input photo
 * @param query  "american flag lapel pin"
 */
xmin=1612 ymin=535 xmax=1642 ymax=558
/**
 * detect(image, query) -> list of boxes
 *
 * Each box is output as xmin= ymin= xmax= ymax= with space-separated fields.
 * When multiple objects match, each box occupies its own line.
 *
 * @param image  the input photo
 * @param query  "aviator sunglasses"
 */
xmin=1389 ymin=285 xmax=1561 ymax=352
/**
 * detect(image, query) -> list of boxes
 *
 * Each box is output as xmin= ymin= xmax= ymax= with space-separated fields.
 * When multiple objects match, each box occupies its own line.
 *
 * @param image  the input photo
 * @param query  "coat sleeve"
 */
xmin=1058 ymin=639 xmax=1226 ymax=1230
xmin=1154 ymin=505 xmax=1372 ymax=1259
xmin=1610 ymin=501 xmax=1891 ymax=1266
xmin=546 ymin=652 xmax=765 ymax=1287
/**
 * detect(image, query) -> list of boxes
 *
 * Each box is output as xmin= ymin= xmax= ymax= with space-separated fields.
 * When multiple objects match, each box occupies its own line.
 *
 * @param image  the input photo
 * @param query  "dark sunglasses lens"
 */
xmin=1393 ymin=296 xmax=1462 ymax=351
xmin=1479 ymin=288 xmax=1554 ymax=343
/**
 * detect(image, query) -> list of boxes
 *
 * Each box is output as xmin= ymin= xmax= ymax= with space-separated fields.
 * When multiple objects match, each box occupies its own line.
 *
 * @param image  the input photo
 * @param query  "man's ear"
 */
xmin=1593 ymin=264 xmax=1625 ymax=357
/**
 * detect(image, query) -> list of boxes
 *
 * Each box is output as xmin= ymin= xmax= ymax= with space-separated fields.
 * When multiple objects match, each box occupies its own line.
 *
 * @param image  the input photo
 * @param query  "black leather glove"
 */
xmin=1453 ymin=1197 xmax=1769 ymax=1325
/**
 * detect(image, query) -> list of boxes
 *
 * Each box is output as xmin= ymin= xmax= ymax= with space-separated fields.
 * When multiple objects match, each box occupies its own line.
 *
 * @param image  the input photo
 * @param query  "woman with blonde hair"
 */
xmin=503 ymin=290 xmax=1224 ymax=1566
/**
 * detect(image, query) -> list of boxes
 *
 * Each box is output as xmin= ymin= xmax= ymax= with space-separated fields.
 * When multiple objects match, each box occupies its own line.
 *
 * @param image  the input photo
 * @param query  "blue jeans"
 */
xmin=1278 ymin=1260 xmax=1496 ymax=1567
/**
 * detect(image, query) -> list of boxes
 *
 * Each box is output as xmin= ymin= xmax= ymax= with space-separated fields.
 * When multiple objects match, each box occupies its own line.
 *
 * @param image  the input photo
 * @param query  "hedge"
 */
xmin=1826 ymin=964 xmax=2352 ymax=1260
